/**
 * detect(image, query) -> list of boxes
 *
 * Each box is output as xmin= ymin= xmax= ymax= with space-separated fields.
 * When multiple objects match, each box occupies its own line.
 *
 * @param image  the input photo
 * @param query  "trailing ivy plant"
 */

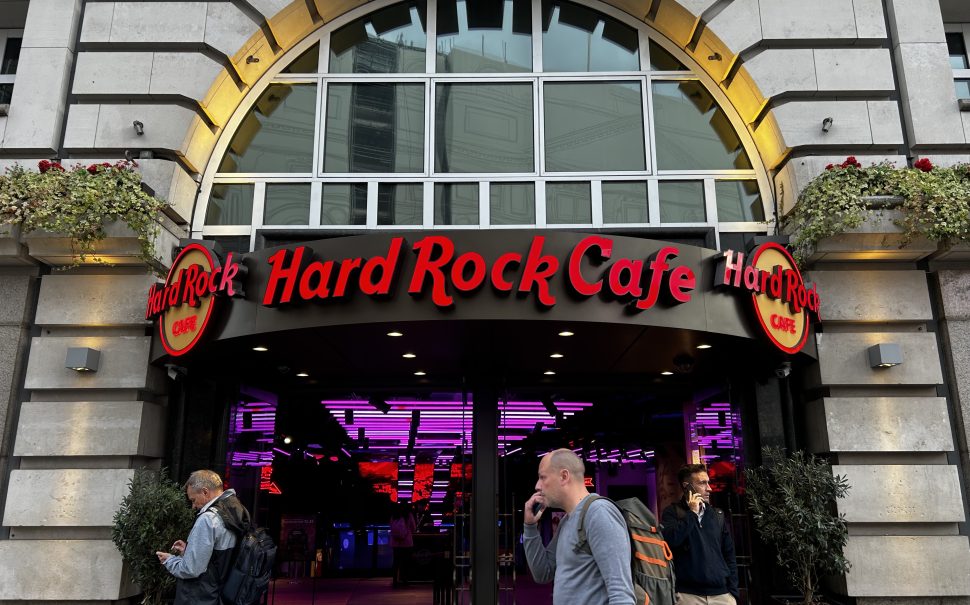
xmin=745 ymin=447 xmax=850 ymax=605
xmin=112 ymin=468 xmax=195 ymax=605
xmin=0 ymin=160 xmax=169 ymax=267
xmin=784 ymin=157 xmax=970 ymax=263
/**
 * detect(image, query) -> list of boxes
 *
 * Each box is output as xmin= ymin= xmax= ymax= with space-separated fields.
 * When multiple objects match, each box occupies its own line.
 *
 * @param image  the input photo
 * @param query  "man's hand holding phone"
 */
xmin=525 ymin=492 xmax=546 ymax=525
xmin=685 ymin=484 xmax=703 ymax=514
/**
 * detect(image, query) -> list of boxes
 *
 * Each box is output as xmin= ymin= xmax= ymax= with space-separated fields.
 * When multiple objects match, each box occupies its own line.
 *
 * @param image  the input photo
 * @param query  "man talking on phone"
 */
xmin=662 ymin=464 xmax=738 ymax=605
xmin=523 ymin=448 xmax=634 ymax=605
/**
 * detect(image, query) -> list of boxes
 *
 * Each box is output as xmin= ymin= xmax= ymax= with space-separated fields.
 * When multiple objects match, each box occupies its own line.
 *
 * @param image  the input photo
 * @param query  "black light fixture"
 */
xmin=369 ymin=395 xmax=391 ymax=414
xmin=868 ymin=343 xmax=903 ymax=368
xmin=66 ymin=347 xmax=100 ymax=372
xmin=132 ymin=120 xmax=144 ymax=136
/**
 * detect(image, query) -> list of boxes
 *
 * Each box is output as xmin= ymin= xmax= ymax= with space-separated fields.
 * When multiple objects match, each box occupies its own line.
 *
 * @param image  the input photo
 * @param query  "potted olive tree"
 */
xmin=744 ymin=447 xmax=850 ymax=605
xmin=112 ymin=469 xmax=195 ymax=605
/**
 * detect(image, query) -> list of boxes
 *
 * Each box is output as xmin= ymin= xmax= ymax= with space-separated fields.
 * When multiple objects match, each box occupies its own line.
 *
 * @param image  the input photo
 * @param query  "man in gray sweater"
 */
xmin=523 ymin=449 xmax=635 ymax=605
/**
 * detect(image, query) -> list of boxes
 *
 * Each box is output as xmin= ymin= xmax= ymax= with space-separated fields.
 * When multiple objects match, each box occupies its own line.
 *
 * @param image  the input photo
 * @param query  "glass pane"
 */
xmin=719 ymin=232 xmax=761 ymax=254
xmin=206 ymin=184 xmax=254 ymax=225
xmin=653 ymin=81 xmax=752 ymax=171
xmin=1 ymin=37 xmax=21 ymax=74
xmin=659 ymin=181 xmax=705 ymax=223
xmin=436 ymin=0 xmax=531 ymax=73
xmin=956 ymin=79 xmax=970 ymax=100
xmin=490 ymin=183 xmax=535 ymax=224
xmin=541 ymin=0 xmax=638 ymax=72
xmin=947 ymin=33 xmax=969 ymax=69
xmin=204 ymin=236 xmax=251 ymax=255
xmin=0 ymin=83 xmax=12 ymax=105
xmin=434 ymin=183 xmax=479 ymax=225
xmin=435 ymin=83 xmax=534 ymax=173
xmin=218 ymin=84 xmax=316 ymax=173
xmin=264 ymin=184 xmax=311 ymax=225
xmin=649 ymin=39 xmax=685 ymax=71
xmin=543 ymin=81 xmax=644 ymax=172
xmin=602 ymin=181 xmax=648 ymax=223
xmin=330 ymin=2 xmax=427 ymax=73
xmin=322 ymin=183 xmax=368 ymax=225
xmin=325 ymin=83 xmax=425 ymax=173
xmin=282 ymin=43 xmax=320 ymax=73
xmin=378 ymin=183 xmax=423 ymax=225
xmin=546 ymin=182 xmax=591 ymax=224
xmin=715 ymin=180 xmax=764 ymax=222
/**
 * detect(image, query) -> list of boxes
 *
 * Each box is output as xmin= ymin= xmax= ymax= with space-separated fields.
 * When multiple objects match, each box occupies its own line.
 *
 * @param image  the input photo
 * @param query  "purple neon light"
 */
xmin=229 ymin=399 xmax=278 ymax=467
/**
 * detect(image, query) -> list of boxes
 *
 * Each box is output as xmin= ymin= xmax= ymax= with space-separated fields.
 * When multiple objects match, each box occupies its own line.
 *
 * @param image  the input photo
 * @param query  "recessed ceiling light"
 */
xmin=403 ymin=353 xmax=416 ymax=359
xmin=544 ymin=370 xmax=556 ymax=375
xmin=558 ymin=331 xmax=574 ymax=337
xmin=414 ymin=371 xmax=426 ymax=376
xmin=550 ymin=353 xmax=564 ymax=358
xmin=296 ymin=372 xmax=309 ymax=377
xmin=387 ymin=331 xmax=403 ymax=337
xmin=252 ymin=346 xmax=268 ymax=352
xmin=696 ymin=344 xmax=712 ymax=349
xmin=661 ymin=371 xmax=674 ymax=376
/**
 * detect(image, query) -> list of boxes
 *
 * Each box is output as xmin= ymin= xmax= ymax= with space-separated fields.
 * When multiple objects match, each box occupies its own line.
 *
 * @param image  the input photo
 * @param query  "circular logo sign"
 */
xmin=145 ymin=243 xmax=241 ymax=357
xmin=716 ymin=242 xmax=820 ymax=354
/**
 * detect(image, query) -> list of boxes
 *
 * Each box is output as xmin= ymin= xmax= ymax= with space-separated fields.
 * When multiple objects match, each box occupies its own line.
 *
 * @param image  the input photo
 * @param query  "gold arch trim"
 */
xmin=184 ymin=0 xmax=787 ymax=179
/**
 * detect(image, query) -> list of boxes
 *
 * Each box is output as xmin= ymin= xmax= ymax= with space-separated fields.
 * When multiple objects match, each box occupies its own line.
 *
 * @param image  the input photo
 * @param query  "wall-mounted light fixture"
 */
xmin=707 ymin=52 xmax=722 ymax=61
xmin=246 ymin=55 xmax=260 ymax=64
xmin=867 ymin=343 xmax=903 ymax=368
xmin=132 ymin=120 xmax=144 ymax=136
xmin=66 ymin=347 xmax=100 ymax=372
xmin=821 ymin=117 xmax=833 ymax=133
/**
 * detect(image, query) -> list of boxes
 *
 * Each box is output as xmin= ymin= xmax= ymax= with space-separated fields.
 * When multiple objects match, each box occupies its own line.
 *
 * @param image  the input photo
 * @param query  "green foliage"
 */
xmin=744 ymin=447 xmax=850 ymax=605
xmin=0 ymin=161 xmax=169 ymax=267
xmin=784 ymin=158 xmax=970 ymax=263
xmin=112 ymin=469 xmax=195 ymax=605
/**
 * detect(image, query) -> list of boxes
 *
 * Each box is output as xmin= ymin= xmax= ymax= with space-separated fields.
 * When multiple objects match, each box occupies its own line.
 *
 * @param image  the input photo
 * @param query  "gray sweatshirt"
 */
xmin=523 ymin=494 xmax=635 ymax=605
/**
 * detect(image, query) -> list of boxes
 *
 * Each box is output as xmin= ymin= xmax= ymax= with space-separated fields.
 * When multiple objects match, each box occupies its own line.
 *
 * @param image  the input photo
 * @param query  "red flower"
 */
xmin=38 ymin=160 xmax=52 ymax=173
xmin=840 ymin=156 xmax=862 ymax=169
xmin=914 ymin=158 xmax=934 ymax=172
xmin=50 ymin=162 xmax=64 ymax=172
xmin=825 ymin=163 xmax=835 ymax=170
xmin=86 ymin=164 xmax=99 ymax=175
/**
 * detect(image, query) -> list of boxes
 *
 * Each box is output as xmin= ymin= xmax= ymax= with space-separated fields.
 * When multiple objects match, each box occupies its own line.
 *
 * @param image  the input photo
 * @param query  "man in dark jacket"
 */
xmin=661 ymin=464 xmax=738 ymax=605
xmin=156 ymin=470 xmax=251 ymax=605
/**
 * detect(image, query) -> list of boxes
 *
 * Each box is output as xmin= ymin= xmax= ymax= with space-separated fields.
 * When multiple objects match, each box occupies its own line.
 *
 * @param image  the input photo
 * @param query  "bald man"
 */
xmin=523 ymin=449 xmax=635 ymax=605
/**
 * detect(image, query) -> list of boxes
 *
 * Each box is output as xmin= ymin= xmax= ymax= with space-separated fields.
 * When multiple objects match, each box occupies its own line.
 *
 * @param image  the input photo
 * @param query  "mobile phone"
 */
xmin=532 ymin=501 xmax=545 ymax=516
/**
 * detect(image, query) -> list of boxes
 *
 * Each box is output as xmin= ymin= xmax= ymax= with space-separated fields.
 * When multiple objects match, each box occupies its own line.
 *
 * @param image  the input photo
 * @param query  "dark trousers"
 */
xmin=392 ymin=546 xmax=413 ymax=584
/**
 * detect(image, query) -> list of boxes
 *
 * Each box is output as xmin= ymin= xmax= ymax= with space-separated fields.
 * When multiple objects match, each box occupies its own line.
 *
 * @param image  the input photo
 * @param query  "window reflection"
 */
xmin=282 ymin=43 xmax=320 ymax=73
xmin=206 ymin=184 xmax=254 ymax=225
xmin=378 ymin=183 xmax=423 ymax=225
xmin=543 ymin=81 xmax=644 ymax=172
xmin=542 ymin=0 xmax=638 ymax=72
xmin=322 ymin=184 xmax=368 ymax=225
xmin=649 ymin=40 xmax=685 ymax=71
xmin=602 ymin=181 xmax=648 ymax=223
xmin=715 ymin=180 xmax=764 ymax=222
xmin=546 ymin=182 xmax=591 ymax=223
xmin=490 ymin=183 xmax=535 ymax=224
xmin=218 ymin=84 xmax=316 ymax=173
xmin=330 ymin=2 xmax=427 ymax=73
xmin=435 ymin=183 xmax=479 ymax=224
xmin=435 ymin=83 xmax=534 ymax=173
xmin=325 ymin=83 xmax=425 ymax=173
xmin=264 ymin=184 xmax=311 ymax=225
xmin=653 ymin=81 xmax=752 ymax=171
xmin=659 ymin=181 xmax=705 ymax=223
xmin=436 ymin=0 xmax=531 ymax=73
xmin=947 ymin=32 xmax=968 ymax=69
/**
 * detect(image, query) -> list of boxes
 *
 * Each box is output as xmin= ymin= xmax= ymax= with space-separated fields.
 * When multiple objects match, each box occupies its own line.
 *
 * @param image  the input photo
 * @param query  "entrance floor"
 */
xmin=267 ymin=577 xmax=431 ymax=605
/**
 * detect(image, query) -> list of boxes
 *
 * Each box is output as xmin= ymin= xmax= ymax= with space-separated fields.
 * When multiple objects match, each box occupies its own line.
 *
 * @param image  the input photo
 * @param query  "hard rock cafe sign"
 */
xmin=145 ymin=243 xmax=244 ymax=356
xmin=715 ymin=242 xmax=821 ymax=354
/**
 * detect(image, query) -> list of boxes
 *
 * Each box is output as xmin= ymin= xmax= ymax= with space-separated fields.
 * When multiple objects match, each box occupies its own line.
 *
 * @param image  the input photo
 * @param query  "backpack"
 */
xmin=575 ymin=496 xmax=676 ymax=605
xmin=212 ymin=506 xmax=277 ymax=605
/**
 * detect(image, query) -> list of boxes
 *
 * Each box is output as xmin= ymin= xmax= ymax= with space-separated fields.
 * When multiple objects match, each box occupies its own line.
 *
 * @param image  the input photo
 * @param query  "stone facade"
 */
xmin=0 ymin=0 xmax=969 ymax=603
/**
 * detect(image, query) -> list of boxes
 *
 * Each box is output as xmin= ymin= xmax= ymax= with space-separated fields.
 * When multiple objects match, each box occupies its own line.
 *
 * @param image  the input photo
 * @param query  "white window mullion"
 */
xmin=535 ymin=180 xmax=546 ymax=226
xmin=647 ymin=179 xmax=660 ymax=225
xmin=423 ymin=181 xmax=434 ymax=227
xmin=366 ymin=181 xmax=378 ymax=229
xmin=532 ymin=0 xmax=543 ymax=73
xmin=480 ymin=181 xmax=490 ymax=227
xmin=591 ymin=180 xmax=603 ymax=227
xmin=703 ymin=178 xmax=717 ymax=225
xmin=309 ymin=182 xmax=322 ymax=227
xmin=426 ymin=0 xmax=438 ymax=74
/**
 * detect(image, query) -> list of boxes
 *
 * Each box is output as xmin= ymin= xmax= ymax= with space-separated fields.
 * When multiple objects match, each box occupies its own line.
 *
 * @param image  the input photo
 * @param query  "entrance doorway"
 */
xmin=220 ymin=378 xmax=754 ymax=605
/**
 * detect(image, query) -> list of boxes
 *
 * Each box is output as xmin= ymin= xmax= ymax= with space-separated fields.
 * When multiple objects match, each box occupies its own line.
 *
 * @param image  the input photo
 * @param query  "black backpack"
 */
xmin=575 ymin=496 xmax=676 ymax=605
xmin=212 ymin=507 xmax=277 ymax=605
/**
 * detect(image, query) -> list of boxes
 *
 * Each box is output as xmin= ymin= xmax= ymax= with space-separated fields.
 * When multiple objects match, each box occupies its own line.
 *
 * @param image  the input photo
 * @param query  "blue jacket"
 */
xmin=661 ymin=500 xmax=738 ymax=599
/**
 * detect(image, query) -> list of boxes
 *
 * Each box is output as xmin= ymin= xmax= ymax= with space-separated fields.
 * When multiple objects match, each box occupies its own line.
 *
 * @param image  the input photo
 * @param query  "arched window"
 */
xmin=196 ymin=0 xmax=769 ymax=251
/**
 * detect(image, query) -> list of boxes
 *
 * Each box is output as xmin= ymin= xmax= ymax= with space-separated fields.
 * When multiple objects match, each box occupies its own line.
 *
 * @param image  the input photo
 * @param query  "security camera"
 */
xmin=775 ymin=361 xmax=792 ymax=379
xmin=164 ymin=364 xmax=187 ymax=381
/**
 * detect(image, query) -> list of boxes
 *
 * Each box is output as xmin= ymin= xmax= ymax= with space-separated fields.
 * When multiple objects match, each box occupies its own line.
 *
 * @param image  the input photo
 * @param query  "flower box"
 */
xmin=801 ymin=202 xmax=937 ymax=263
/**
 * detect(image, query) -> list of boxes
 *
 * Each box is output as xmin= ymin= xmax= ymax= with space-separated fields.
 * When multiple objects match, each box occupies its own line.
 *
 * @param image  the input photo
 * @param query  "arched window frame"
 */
xmin=194 ymin=0 xmax=774 ymax=250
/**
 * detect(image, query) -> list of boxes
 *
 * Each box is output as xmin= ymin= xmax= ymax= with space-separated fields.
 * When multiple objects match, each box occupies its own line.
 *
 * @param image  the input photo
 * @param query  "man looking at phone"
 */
xmin=523 ymin=448 xmax=635 ymax=605
xmin=661 ymin=464 xmax=739 ymax=605
xmin=155 ymin=470 xmax=250 ymax=605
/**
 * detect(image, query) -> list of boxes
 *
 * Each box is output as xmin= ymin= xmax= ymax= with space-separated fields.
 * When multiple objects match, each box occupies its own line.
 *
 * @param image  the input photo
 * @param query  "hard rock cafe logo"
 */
xmin=715 ymin=242 xmax=821 ymax=354
xmin=145 ymin=243 xmax=244 ymax=357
